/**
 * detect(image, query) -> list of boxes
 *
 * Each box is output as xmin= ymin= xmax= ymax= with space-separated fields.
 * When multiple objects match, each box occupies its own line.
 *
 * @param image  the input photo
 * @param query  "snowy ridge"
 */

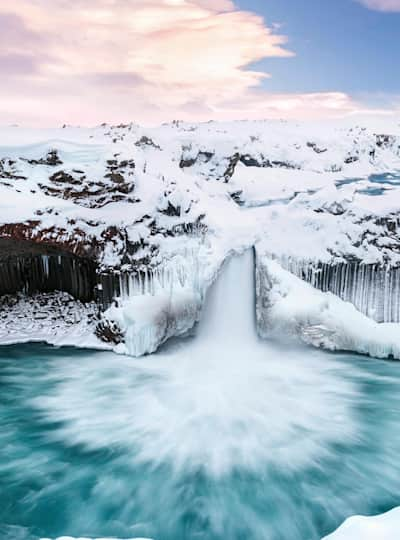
xmin=1 ymin=117 xmax=400 ymax=352
xmin=1 ymin=117 xmax=400 ymax=271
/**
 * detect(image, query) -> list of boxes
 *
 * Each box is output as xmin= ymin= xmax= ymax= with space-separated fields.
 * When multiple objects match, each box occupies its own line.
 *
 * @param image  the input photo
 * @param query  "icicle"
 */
xmin=278 ymin=256 xmax=400 ymax=324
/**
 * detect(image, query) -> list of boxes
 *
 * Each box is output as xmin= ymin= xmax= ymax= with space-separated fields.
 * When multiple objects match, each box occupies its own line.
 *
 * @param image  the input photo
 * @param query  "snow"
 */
xmin=1 ymin=118 xmax=400 ymax=270
xmin=323 ymin=507 xmax=400 ymax=539
xmin=38 ymin=507 xmax=400 ymax=540
xmin=257 ymin=256 xmax=400 ymax=359
xmin=1 ymin=117 xmax=400 ymax=353
xmin=0 ymin=292 xmax=108 ymax=351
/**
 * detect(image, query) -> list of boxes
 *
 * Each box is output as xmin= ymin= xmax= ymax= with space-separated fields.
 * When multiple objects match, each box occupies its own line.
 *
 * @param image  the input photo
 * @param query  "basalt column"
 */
xmin=280 ymin=257 xmax=400 ymax=323
xmin=0 ymin=239 xmax=98 ymax=303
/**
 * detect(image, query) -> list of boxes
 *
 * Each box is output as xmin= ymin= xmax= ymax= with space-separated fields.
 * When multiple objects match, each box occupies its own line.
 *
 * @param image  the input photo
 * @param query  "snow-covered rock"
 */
xmin=1 ymin=117 xmax=400 ymax=354
xmin=0 ymin=292 xmax=105 ymax=350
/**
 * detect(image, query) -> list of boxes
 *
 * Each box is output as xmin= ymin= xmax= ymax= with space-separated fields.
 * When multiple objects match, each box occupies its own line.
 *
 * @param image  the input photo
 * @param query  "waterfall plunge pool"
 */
xmin=1 ymin=252 xmax=400 ymax=540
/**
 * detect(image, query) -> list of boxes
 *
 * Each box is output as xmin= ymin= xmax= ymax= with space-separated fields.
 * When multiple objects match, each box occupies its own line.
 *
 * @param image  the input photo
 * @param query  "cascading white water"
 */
xmin=34 ymin=250 xmax=358 ymax=479
xmin=198 ymin=249 xmax=255 ymax=342
xmin=6 ymin=252 xmax=400 ymax=540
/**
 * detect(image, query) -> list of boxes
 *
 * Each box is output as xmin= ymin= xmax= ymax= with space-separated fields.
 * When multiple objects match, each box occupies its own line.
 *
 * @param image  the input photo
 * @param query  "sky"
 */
xmin=0 ymin=0 xmax=399 ymax=126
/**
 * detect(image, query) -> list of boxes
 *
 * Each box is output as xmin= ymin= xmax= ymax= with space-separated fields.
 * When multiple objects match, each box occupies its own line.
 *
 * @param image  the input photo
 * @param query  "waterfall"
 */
xmin=198 ymin=249 xmax=256 ymax=342
xmin=102 ymin=250 xmax=256 ymax=357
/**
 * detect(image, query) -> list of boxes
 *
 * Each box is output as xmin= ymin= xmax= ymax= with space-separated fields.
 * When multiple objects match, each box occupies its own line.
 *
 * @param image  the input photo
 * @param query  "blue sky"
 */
xmin=0 ymin=0 xmax=398 ymax=126
xmin=238 ymin=0 xmax=399 ymax=100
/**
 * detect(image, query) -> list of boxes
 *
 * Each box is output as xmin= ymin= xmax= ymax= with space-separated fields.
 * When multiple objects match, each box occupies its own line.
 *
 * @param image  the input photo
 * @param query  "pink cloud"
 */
xmin=0 ymin=0 xmax=390 ymax=126
xmin=0 ymin=53 xmax=39 ymax=75
xmin=356 ymin=0 xmax=400 ymax=11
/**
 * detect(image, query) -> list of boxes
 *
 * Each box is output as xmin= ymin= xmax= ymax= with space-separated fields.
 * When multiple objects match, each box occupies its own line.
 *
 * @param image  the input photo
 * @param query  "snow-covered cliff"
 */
xmin=1 ymin=117 xmax=400 ymax=354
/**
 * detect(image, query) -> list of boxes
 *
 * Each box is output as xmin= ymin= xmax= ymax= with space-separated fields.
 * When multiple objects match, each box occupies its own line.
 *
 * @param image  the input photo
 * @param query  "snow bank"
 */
xmin=323 ymin=507 xmax=400 ymax=539
xmin=257 ymin=256 xmax=400 ymax=359
xmin=0 ymin=292 xmax=108 ymax=351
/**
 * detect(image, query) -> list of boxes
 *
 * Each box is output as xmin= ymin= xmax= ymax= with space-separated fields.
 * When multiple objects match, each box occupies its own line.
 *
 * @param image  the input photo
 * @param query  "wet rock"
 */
xmin=95 ymin=317 xmax=124 ymax=344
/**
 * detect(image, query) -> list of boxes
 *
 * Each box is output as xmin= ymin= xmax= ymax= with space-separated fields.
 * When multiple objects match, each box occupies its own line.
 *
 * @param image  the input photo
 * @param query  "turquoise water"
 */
xmin=336 ymin=171 xmax=400 ymax=196
xmin=2 ymin=342 xmax=400 ymax=540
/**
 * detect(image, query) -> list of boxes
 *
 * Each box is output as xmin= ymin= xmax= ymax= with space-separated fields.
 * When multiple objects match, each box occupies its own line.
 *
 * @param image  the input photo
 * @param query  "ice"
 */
xmin=257 ymin=256 xmax=400 ymax=360
xmin=280 ymin=257 xmax=400 ymax=323
xmin=1 ymin=118 xmax=400 ymax=353
xmin=106 ymin=287 xmax=201 ymax=357
xmin=38 ymin=507 xmax=400 ymax=540
xmin=323 ymin=507 xmax=400 ymax=539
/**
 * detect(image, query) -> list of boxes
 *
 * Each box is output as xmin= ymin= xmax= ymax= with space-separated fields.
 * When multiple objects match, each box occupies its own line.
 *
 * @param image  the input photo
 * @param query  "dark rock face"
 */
xmin=135 ymin=135 xmax=161 ymax=150
xmin=344 ymin=155 xmax=359 ymax=164
xmin=223 ymin=153 xmax=241 ymax=182
xmin=376 ymin=134 xmax=397 ymax=148
xmin=307 ymin=142 xmax=327 ymax=154
xmin=0 ymin=158 xmax=27 ymax=182
xmin=37 ymin=157 xmax=138 ymax=208
xmin=95 ymin=317 xmax=124 ymax=344
xmin=0 ymin=239 xmax=98 ymax=303
xmin=159 ymin=201 xmax=181 ymax=217
xmin=0 ymin=223 xmax=102 ymax=261
xmin=26 ymin=149 xmax=63 ymax=166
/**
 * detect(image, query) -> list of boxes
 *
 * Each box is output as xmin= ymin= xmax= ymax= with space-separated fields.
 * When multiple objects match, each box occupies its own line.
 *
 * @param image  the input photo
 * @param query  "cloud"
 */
xmin=0 ymin=0 xmax=391 ymax=125
xmin=356 ymin=0 xmax=400 ymax=11
xmin=0 ymin=53 xmax=39 ymax=75
xmin=0 ymin=12 xmax=43 ymax=47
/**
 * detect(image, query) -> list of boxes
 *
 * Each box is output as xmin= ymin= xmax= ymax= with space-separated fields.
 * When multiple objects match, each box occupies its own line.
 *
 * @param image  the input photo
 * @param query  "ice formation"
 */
xmin=323 ymin=507 xmax=400 ymax=539
xmin=279 ymin=257 xmax=400 ymax=322
xmin=40 ymin=506 xmax=400 ymax=540
xmin=1 ymin=117 xmax=400 ymax=354
xmin=98 ymin=250 xmax=209 ymax=356
xmin=256 ymin=255 xmax=400 ymax=359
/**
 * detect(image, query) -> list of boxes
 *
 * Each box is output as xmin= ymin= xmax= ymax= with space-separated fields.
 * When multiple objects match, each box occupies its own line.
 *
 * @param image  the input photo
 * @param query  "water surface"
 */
xmin=1 ymin=252 xmax=400 ymax=540
xmin=1 ymin=342 xmax=400 ymax=540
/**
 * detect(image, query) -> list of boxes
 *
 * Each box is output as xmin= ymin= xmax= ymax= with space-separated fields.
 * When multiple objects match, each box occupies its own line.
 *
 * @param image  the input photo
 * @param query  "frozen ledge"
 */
xmin=101 ymin=288 xmax=202 ymax=356
xmin=0 ymin=292 xmax=109 ymax=351
xmin=40 ymin=508 xmax=400 ymax=540
xmin=256 ymin=257 xmax=400 ymax=359
xmin=322 ymin=507 xmax=400 ymax=539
